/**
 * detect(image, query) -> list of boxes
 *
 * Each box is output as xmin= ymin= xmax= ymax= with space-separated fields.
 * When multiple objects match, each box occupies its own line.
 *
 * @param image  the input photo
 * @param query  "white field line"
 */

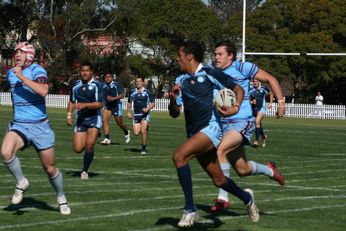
xmin=1 ymin=202 xmax=346 ymax=230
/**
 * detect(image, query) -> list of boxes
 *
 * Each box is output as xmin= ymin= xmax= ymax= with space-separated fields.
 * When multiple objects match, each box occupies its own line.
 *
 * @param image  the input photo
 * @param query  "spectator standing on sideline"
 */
xmin=1 ymin=42 xmax=71 ymax=215
xmin=67 ymin=62 xmax=104 ymax=180
xmin=315 ymin=91 xmax=324 ymax=116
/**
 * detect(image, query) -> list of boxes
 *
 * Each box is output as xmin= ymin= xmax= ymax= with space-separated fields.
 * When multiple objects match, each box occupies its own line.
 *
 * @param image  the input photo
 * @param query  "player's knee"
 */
xmin=172 ymin=151 xmax=187 ymax=168
xmin=73 ymin=147 xmax=84 ymax=153
xmin=236 ymin=168 xmax=251 ymax=177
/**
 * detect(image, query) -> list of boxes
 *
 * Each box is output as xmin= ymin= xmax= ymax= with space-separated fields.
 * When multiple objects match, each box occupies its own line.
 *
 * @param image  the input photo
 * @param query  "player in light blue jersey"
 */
xmin=1 ymin=42 xmax=70 ymax=215
xmin=100 ymin=71 xmax=130 ymax=145
xmin=249 ymin=79 xmax=273 ymax=147
xmin=126 ymin=76 xmax=155 ymax=155
xmin=210 ymin=41 xmax=286 ymax=212
xmin=67 ymin=62 xmax=104 ymax=180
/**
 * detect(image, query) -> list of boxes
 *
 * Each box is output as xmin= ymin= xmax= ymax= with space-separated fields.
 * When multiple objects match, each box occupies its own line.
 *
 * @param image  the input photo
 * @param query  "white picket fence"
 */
xmin=0 ymin=92 xmax=345 ymax=120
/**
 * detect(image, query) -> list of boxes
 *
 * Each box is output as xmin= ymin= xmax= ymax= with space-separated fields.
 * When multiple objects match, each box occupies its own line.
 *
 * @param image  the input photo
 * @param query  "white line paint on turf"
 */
xmin=2 ymin=203 xmax=345 ymax=230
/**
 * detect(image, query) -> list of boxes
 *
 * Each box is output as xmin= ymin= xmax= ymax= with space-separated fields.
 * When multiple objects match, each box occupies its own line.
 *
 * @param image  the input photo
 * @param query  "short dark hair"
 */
xmin=215 ymin=41 xmax=237 ymax=61
xmin=80 ymin=61 xmax=93 ymax=70
xmin=180 ymin=40 xmax=204 ymax=63
xmin=136 ymin=76 xmax=145 ymax=81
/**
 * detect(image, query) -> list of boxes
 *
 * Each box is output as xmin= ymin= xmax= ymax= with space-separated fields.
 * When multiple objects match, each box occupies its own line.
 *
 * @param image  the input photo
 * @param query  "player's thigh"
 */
xmin=1 ymin=131 xmax=25 ymax=159
xmin=218 ymin=130 xmax=243 ymax=154
xmin=73 ymin=132 xmax=87 ymax=152
xmin=132 ymin=123 xmax=141 ymax=135
xmin=102 ymin=109 xmax=112 ymax=123
xmin=140 ymin=120 xmax=149 ymax=132
xmin=255 ymin=111 xmax=265 ymax=124
xmin=174 ymin=132 xmax=214 ymax=160
xmin=86 ymin=128 xmax=99 ymax=146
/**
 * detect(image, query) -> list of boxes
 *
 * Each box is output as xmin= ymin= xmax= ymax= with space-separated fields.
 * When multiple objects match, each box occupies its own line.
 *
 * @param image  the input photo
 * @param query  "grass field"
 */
xmin=0 ymin=106 xmax=346 ymax=231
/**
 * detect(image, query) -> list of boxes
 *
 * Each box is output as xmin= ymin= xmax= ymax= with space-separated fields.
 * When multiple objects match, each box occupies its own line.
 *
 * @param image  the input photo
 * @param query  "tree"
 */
xmin=116 ymin=0 xmax=224 ymax=96
xmin=226 ymin=0 xmax=346 ymax=104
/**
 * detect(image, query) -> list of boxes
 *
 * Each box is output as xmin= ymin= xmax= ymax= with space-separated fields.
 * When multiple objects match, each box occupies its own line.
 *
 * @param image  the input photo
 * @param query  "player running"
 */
xmin=127 ymin=76 xmax=155 ymax=155
xmin=169 ymin=40 xmax=259 ymax=227
xmin=1 ymin=42 xmax=70 ymax=215
xmin=210 ymin=41 xmax=285 ymax=213
xmin=100 ymin=71 xmax=130 ymax=145
xmin=67 ymin=61 xmax=104 ymax=180
xmin=249 ymin=79 xmax=273 ymax=147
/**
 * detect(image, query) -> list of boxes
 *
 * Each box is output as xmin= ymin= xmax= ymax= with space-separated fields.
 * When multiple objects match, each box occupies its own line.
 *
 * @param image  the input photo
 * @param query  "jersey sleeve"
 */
xmin=116 ymin=82 xmax=124 ymax=95
xmin=31 ymin=65 xmax=48 ymax=84
xmin=203 ymin=67 xmax=237 ymax=90
xmin=174 ymin=76 xmax=184 ymax=107
xmin=127 ymin=89 xmax=133 ymax=103
xmin=96 ymin=82 xmax=104 ymax=103
xmin=236 ymin=61 xmax=259 ymax=79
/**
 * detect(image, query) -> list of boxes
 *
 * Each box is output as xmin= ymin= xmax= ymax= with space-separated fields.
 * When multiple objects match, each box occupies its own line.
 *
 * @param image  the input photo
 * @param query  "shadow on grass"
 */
xmin=3 ymin=197 xmax=57 ymax=215
xmin=65 ymin=171 xmax=100 ymax=178
xmin=154 ymin=204 xmax=246 ymax=230
xmin=124 ymin=148 xmax=143 ymax=153
xmin=98 ymin=142 xmax=121 ymax=146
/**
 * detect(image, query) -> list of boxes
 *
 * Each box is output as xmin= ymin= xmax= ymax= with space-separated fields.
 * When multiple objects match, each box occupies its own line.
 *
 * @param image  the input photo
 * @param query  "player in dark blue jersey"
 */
xmin=249 ymin=79 xmax=273 ymax=147
xmin=67 ymin=62 xmax=104 ymax=180
xmin=211 ymin=41 xmax=285 ymax=212
xmin=100 ymin=71 xmax=130 ymax=145
xmin=126 ymin=76 xmax=155 ymax=155
xmin=1 ymin=42 xmax=70 ymax=215
xmin=169 ymin=41 xmax=259 ymax=227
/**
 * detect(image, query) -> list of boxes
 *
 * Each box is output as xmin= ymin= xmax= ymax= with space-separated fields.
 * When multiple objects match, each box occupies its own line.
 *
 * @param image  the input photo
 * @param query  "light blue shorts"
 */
xmin=221 ymin=119 xmax=254 ymax=145
xmin=9 ymin=121 xmax=55 ymax=151
xmin=261 ymin=105 xmax=267 ymax=114
xmin=200 ymin=122 xmax=223 ymax=148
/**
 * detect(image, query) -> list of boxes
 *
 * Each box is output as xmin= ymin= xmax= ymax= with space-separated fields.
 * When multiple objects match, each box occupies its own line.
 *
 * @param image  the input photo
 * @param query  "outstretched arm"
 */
xmin=255 ymin=69 xmax=285 ymax=118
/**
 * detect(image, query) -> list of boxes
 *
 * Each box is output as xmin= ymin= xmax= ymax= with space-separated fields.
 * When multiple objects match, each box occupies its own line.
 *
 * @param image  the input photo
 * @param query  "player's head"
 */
xmin=80 ymin=61 xmax=93 ymax=82
xmin=103 ymin=71 xmax=113 ymax=84
xmin=253 ymin=79 xmax=261 ymax=88
xmin=214 ymin=41 xmax=236 ymax=69
xmin=15 ymin=41 xmax=35 ymax=67
xmin=135 ymin=76 xmax=145 ymax=89
xmin=177 ymin=40 xmax=204 ymax=72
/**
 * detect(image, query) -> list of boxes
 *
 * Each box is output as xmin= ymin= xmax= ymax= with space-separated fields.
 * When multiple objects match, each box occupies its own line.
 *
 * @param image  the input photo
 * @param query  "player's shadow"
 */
xmin=3 ymin=197 xmax=57 ymax=215
xmin=154 ymin=204 xmax=245 ymax=230
xmin=124 ymin=148 xmax=143 ymax=153
xmin=65 ymin=171 xmax=100 ymax=178
xmin=99 ymin=142 xmax=121 ymax=146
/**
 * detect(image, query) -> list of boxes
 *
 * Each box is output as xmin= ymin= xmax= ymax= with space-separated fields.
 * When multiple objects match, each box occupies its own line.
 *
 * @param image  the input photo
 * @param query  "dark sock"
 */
xmin=82 ymin=151 xmax=94 ymax=172
xmin=105 ymin=134 xmax=110 ymax=139
xmin=141 ymin=144 xmax=147 ymax=151
xmin=260 ymin=127 xmax=265 ymax=139
xmin=177 ymin=164 xmax=196 ymax=211
xmin=255 ymin=127 xmax=260 ymax=140
xmin=221 ymin=177 xmax=251 ymax=205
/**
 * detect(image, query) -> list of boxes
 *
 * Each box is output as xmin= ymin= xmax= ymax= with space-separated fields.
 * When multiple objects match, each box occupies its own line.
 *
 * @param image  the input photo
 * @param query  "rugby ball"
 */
xmin=214 ymin=88 xmax=236 ymax=110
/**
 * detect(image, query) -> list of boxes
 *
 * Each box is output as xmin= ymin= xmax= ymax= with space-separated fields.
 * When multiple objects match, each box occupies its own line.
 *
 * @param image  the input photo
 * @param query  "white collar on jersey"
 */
xmin=136 ymin=87 xmax=145 ymax=93
xmin=193 ymin=63 xmax=203 ymax=74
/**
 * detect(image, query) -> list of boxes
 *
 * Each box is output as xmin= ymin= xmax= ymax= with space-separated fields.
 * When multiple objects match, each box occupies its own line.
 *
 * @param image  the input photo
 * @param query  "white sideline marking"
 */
xmin=1 ymin=203 xmax=346 ymax=230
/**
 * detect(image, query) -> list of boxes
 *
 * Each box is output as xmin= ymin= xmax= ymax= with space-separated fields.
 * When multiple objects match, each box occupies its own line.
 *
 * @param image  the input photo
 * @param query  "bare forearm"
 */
xmin=18 ymin=75 xmax=49 ymax=97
